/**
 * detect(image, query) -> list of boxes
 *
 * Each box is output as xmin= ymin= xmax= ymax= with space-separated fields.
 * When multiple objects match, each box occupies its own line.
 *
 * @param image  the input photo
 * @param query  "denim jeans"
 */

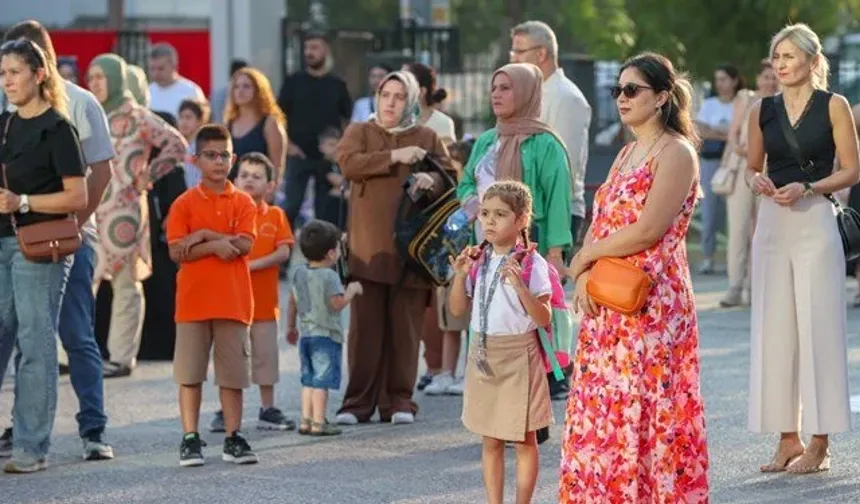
xmin=58 ymin=242 xmax=107 ymax=438
xmin=0 ymin=236 xmax=71 ymax=458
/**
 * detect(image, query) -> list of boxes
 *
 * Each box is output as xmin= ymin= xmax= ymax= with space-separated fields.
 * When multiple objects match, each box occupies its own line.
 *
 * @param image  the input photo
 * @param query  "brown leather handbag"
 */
xmin=585 ymin=257 xmax=652 ymax=315
xmin=1 ymin=115 xmax=81 ymax=263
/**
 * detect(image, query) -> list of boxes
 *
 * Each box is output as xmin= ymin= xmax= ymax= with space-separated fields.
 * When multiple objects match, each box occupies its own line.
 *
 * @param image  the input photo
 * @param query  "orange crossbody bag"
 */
xmin=585 ymin=257 xmax=652 ymax=315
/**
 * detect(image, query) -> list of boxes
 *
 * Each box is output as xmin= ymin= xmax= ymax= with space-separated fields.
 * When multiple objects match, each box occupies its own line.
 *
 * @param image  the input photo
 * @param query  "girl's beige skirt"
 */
xmin=461 ymin=332 xmax=553 ymax=442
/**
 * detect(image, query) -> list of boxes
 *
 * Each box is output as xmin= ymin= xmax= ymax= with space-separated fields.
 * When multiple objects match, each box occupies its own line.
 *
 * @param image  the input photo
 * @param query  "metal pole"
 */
xmin=107 ymin=0 xmax=124 ymax=29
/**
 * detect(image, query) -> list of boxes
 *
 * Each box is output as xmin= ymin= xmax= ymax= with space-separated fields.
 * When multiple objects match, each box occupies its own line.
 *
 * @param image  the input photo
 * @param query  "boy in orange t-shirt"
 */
xmin=166 ymin=124 xmax=258 ymax=468
xmin=208 ymin=152 xmax=295 ymax=432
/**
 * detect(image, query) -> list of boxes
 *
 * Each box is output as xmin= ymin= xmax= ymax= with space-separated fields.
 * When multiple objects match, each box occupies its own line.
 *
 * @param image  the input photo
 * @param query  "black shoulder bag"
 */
xmin=774 ymin=94 xmax=860 ymax=261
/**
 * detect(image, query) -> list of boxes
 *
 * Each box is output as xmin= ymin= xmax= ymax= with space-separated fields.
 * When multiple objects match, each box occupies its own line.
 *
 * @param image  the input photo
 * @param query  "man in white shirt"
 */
xmin=147 ymin=42 xmax=206 ymax=118
xmin=510 ymin=21 xmax=592 ymax=249
xmin=0 ymin=20 xmax=116 ymax=462
xmin=510 ymin=21 xmax=592 ymax=406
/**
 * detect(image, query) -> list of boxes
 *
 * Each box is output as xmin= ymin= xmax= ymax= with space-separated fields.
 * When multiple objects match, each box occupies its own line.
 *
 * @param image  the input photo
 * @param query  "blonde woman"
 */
xmin=747 ymin=23 xmax=859 ymax=474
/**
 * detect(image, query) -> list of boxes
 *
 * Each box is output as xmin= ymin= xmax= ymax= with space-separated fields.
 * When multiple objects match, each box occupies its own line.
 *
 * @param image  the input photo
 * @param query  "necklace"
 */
xmin=472 ymin=247 xmax=513 ymax=374
xmin=621 ymin=130 xmax=665 ymax=173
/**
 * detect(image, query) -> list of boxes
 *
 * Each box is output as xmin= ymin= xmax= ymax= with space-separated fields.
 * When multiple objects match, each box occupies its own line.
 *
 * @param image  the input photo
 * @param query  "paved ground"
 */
xmin=2 ymin=274 xmax=860 ymax=503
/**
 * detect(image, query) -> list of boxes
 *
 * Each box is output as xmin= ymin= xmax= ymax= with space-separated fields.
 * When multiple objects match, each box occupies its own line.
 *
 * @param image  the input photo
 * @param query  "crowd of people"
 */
xmin=0 ymin=15 xmax=856 ymax=504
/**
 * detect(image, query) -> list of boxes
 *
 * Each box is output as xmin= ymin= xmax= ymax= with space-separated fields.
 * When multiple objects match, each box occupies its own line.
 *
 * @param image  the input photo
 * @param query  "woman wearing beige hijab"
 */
xmin=457 ymin=63 xmax=572 ymax=269
xmin=333 ymin=71 xmax=454 ymax=426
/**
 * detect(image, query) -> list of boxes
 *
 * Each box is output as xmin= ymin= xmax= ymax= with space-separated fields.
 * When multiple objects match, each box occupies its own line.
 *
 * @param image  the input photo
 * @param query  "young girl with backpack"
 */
xmin=448 ymin=180 xmax=566 ymax=504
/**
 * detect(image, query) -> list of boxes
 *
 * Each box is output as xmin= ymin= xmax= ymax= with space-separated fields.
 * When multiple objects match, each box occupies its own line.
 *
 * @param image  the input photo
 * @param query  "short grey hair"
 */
xmin=149 ymin=42 xmax=178 ymax=65
xmin=511 ymin=21 xmax=558 ymax=61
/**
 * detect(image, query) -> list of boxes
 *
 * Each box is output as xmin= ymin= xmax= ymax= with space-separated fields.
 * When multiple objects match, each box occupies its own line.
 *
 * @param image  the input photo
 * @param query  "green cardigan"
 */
xmin=456 ymin=129 xmax=573 ymax=255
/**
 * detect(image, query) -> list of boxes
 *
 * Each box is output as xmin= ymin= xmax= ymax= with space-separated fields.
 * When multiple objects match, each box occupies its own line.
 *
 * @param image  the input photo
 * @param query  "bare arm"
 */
xmin=448 ymin=272 xmax=473 ymax=318
xmin=577 ymin=140 xmax=697 ymax=265
xmin=76 ymin=159 xmax=112 ymax=224
xmin=249 ymin=243 xmax=291 ymax=272
xmin=287 ymin=291 xmax=297 ymax=330
xmin=329 ymin=291 xmax=357 ymax=312
xmin=515 ymin=291 xmax=552 ymax=327
xmin=746 ymin=101 xmax=766 ymax=176
xmin=26 ymin=177 xmax=88 ymax=213
xmin=810 ymin=95 xmax=860 ymax=194
xmin=264 ymin=116 xmax=287 ymax=187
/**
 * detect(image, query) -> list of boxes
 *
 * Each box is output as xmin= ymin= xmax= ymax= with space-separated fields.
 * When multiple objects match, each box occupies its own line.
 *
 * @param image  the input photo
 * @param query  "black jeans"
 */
xmin=282 ymin=156 xmax=341 ymax=228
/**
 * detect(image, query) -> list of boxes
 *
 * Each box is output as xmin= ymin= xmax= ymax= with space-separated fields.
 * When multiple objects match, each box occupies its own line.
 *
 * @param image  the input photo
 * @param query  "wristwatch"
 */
xmin=18 ymin=194 xmax=29 ymax=213
xmin=802 ymin=182 xmax=814 ymax=198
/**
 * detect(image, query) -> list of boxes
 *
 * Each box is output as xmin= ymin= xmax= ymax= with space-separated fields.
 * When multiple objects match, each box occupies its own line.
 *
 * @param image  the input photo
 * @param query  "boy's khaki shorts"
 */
xmin=250 ymin=321 xmax=279 ymax=386
xmin=173 ymin=320 xmax=251 ymax=390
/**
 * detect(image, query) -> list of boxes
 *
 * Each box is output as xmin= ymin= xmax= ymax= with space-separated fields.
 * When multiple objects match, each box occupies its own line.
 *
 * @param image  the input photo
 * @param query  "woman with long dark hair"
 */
xmin=0 ymin=38 xmax=87 ymax=473
xmin=561 ymin=52 xmax=709 ymax=501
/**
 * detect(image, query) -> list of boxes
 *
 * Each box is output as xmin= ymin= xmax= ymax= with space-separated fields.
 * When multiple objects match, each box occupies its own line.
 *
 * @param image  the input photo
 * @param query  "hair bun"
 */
xmin=432 ymin=88 xmax=448 ymax=104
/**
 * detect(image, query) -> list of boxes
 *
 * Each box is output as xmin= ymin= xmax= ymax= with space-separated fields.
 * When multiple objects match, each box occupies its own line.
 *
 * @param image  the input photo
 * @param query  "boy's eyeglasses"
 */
xmin=610 ymin=83 xmax=653 ymax=99
xmin=199 ymin=151 xmax=232 ymax=162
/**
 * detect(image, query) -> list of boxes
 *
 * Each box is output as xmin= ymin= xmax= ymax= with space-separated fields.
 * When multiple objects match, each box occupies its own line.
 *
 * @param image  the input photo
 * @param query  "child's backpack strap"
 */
xmin=519 ymin=250 xmax=568 ymax=381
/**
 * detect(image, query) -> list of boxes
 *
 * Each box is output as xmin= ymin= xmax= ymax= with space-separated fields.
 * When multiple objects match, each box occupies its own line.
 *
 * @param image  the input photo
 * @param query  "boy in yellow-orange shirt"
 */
xmin=209 ymin=152 xmax=296 ymax=433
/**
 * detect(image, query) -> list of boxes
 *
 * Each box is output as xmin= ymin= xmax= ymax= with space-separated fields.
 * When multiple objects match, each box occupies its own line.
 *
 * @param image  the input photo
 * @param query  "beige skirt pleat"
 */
xmin=461 ymin=332 xmax=553 ymax=442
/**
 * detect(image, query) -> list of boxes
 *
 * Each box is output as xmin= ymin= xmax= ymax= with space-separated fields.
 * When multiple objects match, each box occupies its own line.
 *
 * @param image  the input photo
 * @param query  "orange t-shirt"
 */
xmin=249 ymin=203 xmax=294 ymax=321
xmin=166 ymin=182 xmax=257 ymax=325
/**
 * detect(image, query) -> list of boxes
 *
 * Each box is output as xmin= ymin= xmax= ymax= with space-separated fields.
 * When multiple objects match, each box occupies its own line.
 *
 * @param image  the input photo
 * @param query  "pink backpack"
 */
xmin=467 ymin=243 xmax=572 ymax=380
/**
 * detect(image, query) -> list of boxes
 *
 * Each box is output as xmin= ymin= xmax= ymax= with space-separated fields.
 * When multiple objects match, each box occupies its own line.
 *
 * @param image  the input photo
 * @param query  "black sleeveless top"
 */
xmin=760 ymin=90 xmax=834 ymax=188
xmin=228 ymin=116 xmax=269 ymax=180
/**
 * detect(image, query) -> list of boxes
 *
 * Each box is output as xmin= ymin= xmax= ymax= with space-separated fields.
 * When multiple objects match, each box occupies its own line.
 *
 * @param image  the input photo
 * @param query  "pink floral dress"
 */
xmin=559 ymin=146 xmax=710 ymax=503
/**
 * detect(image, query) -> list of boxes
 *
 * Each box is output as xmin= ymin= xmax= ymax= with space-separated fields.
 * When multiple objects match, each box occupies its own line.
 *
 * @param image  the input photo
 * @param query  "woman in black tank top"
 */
xmin=745 ymin=23 xmax=860 ymax=475
xmin=223 ymin=67 xmax=287 ymax=185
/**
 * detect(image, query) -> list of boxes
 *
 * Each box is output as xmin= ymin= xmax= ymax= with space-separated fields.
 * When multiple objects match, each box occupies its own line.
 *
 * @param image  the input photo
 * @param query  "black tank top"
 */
xmin=759 ymin=90 xmax=834 ymax=188
xmin=228 ymin=116 xmax=269 ymax=180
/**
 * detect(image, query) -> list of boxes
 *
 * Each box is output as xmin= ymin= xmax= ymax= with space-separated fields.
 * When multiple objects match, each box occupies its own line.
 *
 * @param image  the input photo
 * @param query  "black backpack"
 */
xmin=394 ymin=156 xmax=471 ymax=286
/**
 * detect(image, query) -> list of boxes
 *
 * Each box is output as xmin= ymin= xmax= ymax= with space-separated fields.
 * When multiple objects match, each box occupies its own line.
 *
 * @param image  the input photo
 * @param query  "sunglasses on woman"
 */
xmin=610 ymin=83 xmax=653 ymax=99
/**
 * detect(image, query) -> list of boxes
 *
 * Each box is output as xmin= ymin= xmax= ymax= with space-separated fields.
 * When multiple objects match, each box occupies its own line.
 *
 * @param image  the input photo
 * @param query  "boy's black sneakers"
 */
xmin=222 ymin=432 xmax=258 ymax=465
xmin=179 ymin=432 xmax=205 ymax=467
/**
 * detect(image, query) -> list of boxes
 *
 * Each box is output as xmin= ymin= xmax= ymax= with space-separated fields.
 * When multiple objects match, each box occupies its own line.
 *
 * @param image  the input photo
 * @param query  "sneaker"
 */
xmin=82 ymin=433 xmax=114 ymax=461
xmin=719 ymin=289 xmax=743 ymax=308
xmin=549 ymin=378 xmax=570 ymax=401
xmin=697 ymin=259 xmax=715 ymax=275
xmin=424 ymin=372 xmax=454 ymax=396
xmin=391 ymin=412 xmax=415 ymax=424
xmin=3 ymin=453 xmax=47 ymax=474
xmin=210 ymin=410 xmax=226 ymax=433
xmin=416 ymin=372 xmax=433 ymax=391
xmin=0 ymin=428 xmax=12 ymax=458
xmin=257 ymin=407 xmax=296 ymax=431
xmin=222 ymin=433 xmax=258 ymax=465
xmin=102 ymin=361 xmax=132 ymax=379
xmin=335 ymin=413 xmax=359 ymax=425
xmin=536 ymin=426 xmax=550 ymax=445
xmin=446 ymin=378 xmax=464 ymax=396
xmin=179 ymin=433 xmax=205 ymax=468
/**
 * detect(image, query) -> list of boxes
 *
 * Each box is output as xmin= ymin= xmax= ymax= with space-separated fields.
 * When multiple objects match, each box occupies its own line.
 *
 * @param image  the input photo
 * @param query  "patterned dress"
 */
xmin=94 ymin=99 xmax=187 ymax=282
xmin=559 ymin=149 xmax=710 ymax=503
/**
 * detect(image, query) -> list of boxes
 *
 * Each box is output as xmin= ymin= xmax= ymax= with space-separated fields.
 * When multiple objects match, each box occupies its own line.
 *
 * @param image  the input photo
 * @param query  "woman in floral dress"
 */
xmin=86 ymin=54 xmax=187 ymax=378
xmin=561 ymin=52 xmax=710 ymax=502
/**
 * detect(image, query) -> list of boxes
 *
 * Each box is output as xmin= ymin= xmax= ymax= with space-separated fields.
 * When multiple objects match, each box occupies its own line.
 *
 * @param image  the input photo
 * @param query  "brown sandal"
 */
xmin=310 ymin=420 xmax=342 ymax=437
xmin=298 ymin=417 xmax=313 ymax=435
xmin=760 ymin=442 xmax=805 ymax=473
xmin=786 ymin=448 xmax=831 ymax=474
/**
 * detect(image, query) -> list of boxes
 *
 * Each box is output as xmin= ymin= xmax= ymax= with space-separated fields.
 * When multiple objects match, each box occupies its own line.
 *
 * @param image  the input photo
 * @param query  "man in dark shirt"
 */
xmin=278 ymin=31 xmax=352 ymax=227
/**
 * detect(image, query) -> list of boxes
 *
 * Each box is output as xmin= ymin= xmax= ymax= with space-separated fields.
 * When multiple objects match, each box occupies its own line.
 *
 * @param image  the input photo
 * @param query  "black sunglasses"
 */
xmin=610 ymin=83 xmax=654 ymax=99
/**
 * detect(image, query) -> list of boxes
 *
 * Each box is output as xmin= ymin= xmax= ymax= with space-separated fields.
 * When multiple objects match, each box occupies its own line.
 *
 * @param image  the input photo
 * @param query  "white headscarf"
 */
xmin=371 ymin=71 xmax=420 ymax=134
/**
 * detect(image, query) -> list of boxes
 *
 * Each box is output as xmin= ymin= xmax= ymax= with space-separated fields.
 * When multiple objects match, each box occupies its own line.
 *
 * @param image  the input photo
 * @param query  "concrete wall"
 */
xmin=210 ymin=0 xmax=286 ymax=96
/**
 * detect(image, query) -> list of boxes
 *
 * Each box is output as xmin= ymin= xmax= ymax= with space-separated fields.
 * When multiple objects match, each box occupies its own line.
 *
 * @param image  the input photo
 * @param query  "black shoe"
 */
xmin=416 ymin=372 xmax=433 ymax=391
xmin=59 ymin=364 xmax=70 ymax=376
xmin=0 ymin=428 xmax=12 ymax=458
xmin=548 ymin=376 xmax=570 ymax=401
xmin=536 ymin=427 xmax=550 ymax=445
xmin=179 ymin=433 xmax=205 ymax=467
xmin=222 ymin=433 xmax=258 ymax=465
xmin=103 ymin=362 xmax=132 ymax=379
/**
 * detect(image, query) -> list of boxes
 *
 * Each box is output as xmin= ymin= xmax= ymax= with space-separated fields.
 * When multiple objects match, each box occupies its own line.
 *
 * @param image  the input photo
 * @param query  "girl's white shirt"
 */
xmin=466 ymin=250 xmax=552 ymax=336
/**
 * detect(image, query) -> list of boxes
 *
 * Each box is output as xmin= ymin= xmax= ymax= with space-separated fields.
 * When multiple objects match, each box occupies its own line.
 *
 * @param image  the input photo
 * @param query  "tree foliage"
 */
xmin=291 ymin=0 xmax=860 ymax=81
